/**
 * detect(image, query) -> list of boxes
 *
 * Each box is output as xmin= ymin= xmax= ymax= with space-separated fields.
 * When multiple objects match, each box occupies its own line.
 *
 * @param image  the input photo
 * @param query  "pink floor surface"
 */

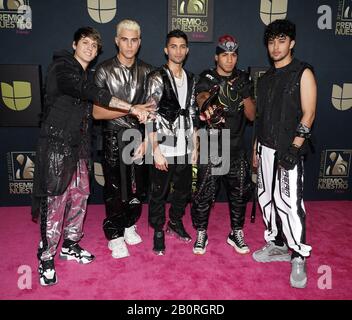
xmin=0 ymin=201 xmax=351 ymax=300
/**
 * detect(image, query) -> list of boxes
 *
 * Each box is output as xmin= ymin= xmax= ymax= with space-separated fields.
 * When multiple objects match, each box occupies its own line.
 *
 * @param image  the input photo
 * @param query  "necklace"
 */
xmin=174 ymin=71 xmax=184 ymax=87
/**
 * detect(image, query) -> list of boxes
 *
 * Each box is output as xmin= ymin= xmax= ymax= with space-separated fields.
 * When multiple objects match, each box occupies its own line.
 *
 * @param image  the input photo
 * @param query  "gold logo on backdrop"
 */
xmin=335 ymin=0 xmax=352 ymax=35
xmin=94 ymin=162 xmax=105 ymax=186
xmin=178 ymin=0 xmax=207 ymax=17
xmin=318 ymin=149 xmax=351 ymax=191
xmin=331 ymin=83 xmax=352 ymax=111
xmin=7 ymin=151 xmax=35 ymax=194
xmin=0 ymin=0 xmax=32 ymax=31
xmin=0 ymin=0 xmax=25 ymax=10
xmin=342 ymin=1 xmax=352 ymax=19
xmin=87 ymin=0 xmax=116 ymax=24
xmin=15 ymin=154 xmax=34 ymax=179
xmin=1 ymin=81 xmax=31 ymax=111
xmin=260 ymin=0 xmax=288 ymax=25
xmin=324 ymin=151 xmax=350 ymax=177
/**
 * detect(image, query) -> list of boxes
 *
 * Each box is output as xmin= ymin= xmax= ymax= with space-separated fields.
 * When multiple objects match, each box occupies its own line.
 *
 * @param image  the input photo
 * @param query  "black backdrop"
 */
xmin=0 ymin=0 xmax=351 ymax=206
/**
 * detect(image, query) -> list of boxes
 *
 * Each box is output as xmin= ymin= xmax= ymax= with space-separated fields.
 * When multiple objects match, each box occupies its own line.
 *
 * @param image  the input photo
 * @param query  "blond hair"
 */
xmin=116 ymin=19 xmax=141 ymax=37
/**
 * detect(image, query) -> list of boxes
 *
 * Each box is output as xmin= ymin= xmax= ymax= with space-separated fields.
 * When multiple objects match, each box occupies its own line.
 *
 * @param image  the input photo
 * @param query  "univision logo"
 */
xmin=1 ymin=81 xmax=31 ymax=111
xmin=331 ymin=83 xmax=352 ymax=111
xmin=94 ymin=162 xmax=105 ymax=186
xmin=259 ymin=0 xmax=288 ymax=25
xmin=87 ymin=0 xmax=116 ymax=24
xmin=178 ymin=0 xmax=207 ymax=16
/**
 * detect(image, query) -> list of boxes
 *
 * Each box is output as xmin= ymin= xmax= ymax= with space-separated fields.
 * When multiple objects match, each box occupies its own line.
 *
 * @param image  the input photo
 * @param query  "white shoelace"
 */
xmin=196 ymin=230 xmax=206 ymax=247
xmin=234 ymin=230 xmax=247 ymax=247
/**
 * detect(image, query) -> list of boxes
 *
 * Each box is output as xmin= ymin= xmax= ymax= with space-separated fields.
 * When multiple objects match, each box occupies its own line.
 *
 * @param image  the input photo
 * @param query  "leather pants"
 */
xmin=101 ymin=129 xmax=144 ymax=240
xmin=149 ymin=158 xmax=192 ymax=231
xmin=191 ymin=151 xmax=252 ymax=230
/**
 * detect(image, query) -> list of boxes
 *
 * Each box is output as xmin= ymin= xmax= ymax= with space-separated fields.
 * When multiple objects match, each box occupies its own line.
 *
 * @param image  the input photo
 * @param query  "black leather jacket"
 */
xmin=33 ymin=50 xmax=112 ymax=198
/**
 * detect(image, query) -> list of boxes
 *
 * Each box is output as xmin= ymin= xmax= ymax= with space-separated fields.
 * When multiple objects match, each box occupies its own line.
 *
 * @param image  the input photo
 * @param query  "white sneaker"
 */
xmin=108 ymin=237 xmax=130 ymax=259
xmin=124 ymin=225 xmax=142 ymax=245
xmin=38 ymin=258 xmax=57 ymax=286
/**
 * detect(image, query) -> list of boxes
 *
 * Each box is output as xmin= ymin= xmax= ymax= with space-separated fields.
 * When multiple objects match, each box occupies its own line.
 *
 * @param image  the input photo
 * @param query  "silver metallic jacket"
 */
xmin=145 ymin=66 xmax=198 ymax=140
xmin=94 ymin=57 xmax=153 ymax=129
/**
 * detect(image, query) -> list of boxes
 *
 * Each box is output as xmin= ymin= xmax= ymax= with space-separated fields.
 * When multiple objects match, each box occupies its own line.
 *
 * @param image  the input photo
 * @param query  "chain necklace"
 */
xmin=174 ymin=70 xmax=184 ymax=87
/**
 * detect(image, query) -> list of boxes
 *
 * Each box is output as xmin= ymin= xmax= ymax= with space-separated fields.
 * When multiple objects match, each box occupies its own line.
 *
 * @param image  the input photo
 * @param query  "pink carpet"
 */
xmin=0 ymin=201 xmax=351 ymax=300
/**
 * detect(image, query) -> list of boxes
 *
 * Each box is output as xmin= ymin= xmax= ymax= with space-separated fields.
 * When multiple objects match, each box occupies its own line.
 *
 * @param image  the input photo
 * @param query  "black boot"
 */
xmin=166 ymin=220 xmax=192 ymax=242
xmin=153 ymin=231 xmax=165 ymax=256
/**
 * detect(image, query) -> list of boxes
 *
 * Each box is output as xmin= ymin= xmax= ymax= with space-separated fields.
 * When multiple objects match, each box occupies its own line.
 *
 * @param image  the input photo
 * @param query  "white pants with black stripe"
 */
xmin=257 ymin=143 xmax=312 ymax=257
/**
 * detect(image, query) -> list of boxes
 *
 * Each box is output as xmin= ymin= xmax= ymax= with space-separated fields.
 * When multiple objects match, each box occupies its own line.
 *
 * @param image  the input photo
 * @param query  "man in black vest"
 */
xmin=191 ymin=35 xmax=255 ymax=256
xmin=145 ymin=30 xmax=198 ymax=255
xmin=252 ymin=19 xmax=317 ymax=289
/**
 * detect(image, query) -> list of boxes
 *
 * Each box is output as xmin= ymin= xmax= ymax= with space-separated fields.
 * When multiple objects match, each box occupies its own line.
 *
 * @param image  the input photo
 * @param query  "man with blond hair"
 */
xmin=93 ymin=19 xmax=154 ymax=259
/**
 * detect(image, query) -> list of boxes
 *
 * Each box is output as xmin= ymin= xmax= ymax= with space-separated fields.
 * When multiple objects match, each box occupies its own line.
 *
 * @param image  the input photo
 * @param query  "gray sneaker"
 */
xmin=252 ymin=241 xmax=291 ymax=263
xmin=290 ymin=257 xmax=307 ymax=288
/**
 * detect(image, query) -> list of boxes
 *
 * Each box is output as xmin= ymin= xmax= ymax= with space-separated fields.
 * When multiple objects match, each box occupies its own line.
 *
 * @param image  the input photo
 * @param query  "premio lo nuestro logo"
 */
xmin=178 ymin=0 xmax=208 ymax=17
xmin=336 ymin=0 xmax=352 ymax=35
xmin=7 ymin=151 xmax=35 ymax=194
xmin=318 ymin=149 xmax=351 ymax=191
xmin=0 ymin=0 xmax=32 ymax=32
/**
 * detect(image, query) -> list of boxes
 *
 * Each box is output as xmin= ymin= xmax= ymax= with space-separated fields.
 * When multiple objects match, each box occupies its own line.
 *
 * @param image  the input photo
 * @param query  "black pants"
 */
xmin=102 ymin=129 xmax=145 ymax=240
xmin=148 ymin=157 xmax=192 ymax=231
xmin=191 ymin=151 xmax=252 ymax=231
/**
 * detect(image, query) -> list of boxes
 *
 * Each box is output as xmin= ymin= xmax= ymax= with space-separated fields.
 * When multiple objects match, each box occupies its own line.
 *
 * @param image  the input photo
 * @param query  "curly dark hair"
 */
xmin=264 ymin=19 xmax=296 ymax=45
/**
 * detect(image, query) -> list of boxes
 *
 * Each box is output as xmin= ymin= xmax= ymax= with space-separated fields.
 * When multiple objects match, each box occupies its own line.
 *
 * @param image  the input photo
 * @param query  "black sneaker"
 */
xmin=166 ymin=220 xmax=192 ymax=242
xmin=38 ymin=258 xmax=57 ymax=286
xmin=227 ymin=229 xmax=250 ymax=254
xmin=193 ymin=229 xmax=208 ymax=255
xmin=60 ymin=241 xmax=95 ymax=264
xmin=153 ymin=231 xmax=165 ymax=256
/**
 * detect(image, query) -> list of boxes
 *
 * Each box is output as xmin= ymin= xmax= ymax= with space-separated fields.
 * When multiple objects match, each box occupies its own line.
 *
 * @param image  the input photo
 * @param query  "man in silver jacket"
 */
xmin=93 ymin=20 xmax=154 ymax=259
xmin=145 ymin=29 xmax=199 ymax=255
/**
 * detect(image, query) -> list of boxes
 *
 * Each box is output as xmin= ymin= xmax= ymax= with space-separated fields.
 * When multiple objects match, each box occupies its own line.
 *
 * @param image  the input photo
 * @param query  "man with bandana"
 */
xmin=191 ymin=34 xmax=256 ymax=255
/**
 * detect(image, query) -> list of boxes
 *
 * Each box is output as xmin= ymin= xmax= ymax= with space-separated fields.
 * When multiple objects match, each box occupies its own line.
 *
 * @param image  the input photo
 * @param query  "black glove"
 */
xmin=231 ymin=72 xmax=252 ymax=99
xmin=279 ymin=145 xmax=300 ymax=170
xmin=200 ymin=85 xmax=224 ymax=128
xmin=208 ymin=104 xmax=225 ymax=127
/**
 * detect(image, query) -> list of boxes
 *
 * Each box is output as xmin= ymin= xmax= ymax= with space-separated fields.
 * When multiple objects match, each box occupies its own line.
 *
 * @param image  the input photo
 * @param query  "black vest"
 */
xmin=157 ymin=66 xmax=193 ymax=123
xmin=256 ymin=59 xmax=313 ymax=154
